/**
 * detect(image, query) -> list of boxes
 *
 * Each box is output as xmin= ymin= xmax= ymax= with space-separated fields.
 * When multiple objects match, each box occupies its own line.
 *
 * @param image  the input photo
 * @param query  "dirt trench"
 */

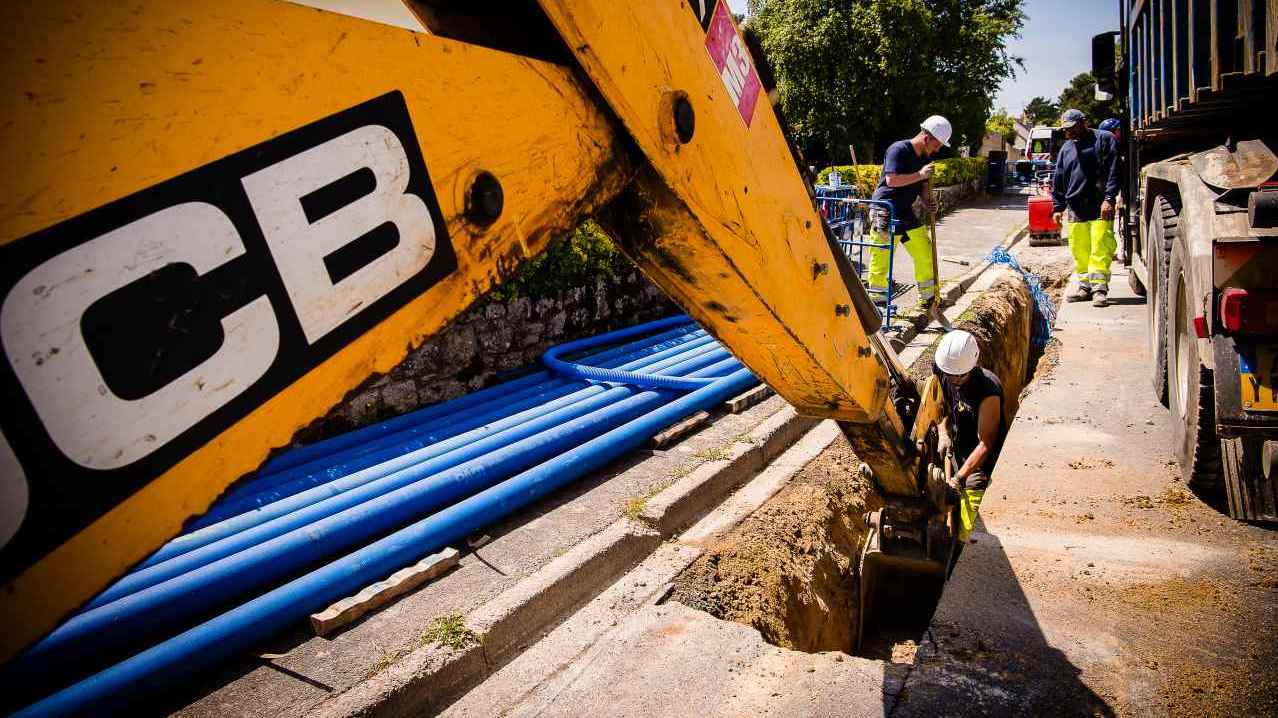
xmin=671 ymin=265 xmax=1064 ymax=657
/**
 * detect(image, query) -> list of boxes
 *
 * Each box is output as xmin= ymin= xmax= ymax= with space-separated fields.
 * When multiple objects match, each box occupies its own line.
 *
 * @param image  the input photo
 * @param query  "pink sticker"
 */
xmin=703 ymin=2 xmax=761 ymax=128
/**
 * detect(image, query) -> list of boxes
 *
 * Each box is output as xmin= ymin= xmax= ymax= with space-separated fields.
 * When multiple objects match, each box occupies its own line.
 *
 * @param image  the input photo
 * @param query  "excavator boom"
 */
xmin=0 ymin=0 xmax=937 ymax=661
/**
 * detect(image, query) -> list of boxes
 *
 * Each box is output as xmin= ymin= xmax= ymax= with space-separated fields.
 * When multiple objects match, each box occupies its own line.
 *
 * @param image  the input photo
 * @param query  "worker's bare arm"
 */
xmin=957 ymin=395 xmax=1001 ymax=481
xmin=884 ymin=163 xmax=934 ymax=188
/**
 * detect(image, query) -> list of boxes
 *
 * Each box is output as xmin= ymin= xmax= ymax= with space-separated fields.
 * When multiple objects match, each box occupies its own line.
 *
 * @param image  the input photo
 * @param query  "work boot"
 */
xmin=1092 ymin=286 xmax=1110 ymax=307
xmin=1066 ymin=282 xmax=1092 ymax=302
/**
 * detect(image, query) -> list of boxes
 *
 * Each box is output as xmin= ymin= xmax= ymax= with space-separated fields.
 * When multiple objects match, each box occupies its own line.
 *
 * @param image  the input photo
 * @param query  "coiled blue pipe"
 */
xmin=138 ymin=334 xmax=717 ymax=571
xmin=18 ymin=356 xmax=743 ymax=680
xmin=250 ymin=314 xmax=701 ymax=478
xmin=215 ymin=320 xmax=702 ymax=505
xmin=82 ymin=343 xmax=728 ymax=611
xmin=14 ymin=367 xmax=756 ymax=718
xmin=543 ymin=330 xmax=719 ymax=390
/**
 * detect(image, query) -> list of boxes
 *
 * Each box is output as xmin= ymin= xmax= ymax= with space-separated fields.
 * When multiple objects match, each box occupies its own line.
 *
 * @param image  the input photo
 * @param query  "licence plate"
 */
xmin=1239 ymin=344 xmax=1278 ymax=411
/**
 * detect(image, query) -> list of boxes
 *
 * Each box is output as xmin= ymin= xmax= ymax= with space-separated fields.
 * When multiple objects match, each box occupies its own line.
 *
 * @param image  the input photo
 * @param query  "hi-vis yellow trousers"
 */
xmin=868 ymin=225 xmax=935 ymax=302
xmin=957 ymin=487 xmax=985 ymax=543
xmin=1068 ymin=218 xmax=1116 ymax=290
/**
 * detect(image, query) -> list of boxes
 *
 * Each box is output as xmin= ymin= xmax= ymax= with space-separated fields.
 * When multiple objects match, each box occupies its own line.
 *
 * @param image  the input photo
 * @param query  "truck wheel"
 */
xmin=1165 ymin=237 xmax=1222 ymax=493
xmin=1221 ymin=438 xmax=1278 ymax=521
xmin=1148 ymin=196 xmax=1178 ymax=406
xmin=1127 ymin=265 xmax=1147 ymax=296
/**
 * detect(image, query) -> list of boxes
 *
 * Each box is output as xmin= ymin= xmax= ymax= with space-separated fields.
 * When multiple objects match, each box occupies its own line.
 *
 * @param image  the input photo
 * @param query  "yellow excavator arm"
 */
xmin=0 ymin=0 xmax=945 ymax=660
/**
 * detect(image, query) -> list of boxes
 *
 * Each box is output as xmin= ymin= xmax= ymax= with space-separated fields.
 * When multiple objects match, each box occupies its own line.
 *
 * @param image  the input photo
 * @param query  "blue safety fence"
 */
xmin=986 ymin=246 xmax=1055 ymax=348
xmin=814 ymin=186 xmax=901 ymax=328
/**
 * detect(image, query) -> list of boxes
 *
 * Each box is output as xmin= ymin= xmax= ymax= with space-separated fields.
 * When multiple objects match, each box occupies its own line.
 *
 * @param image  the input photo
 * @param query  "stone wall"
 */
xmin=294 ymin=270 xmax=679 ymax=443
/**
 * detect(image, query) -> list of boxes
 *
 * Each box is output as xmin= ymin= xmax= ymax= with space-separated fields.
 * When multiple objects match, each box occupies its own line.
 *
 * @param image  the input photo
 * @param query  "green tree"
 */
xmin=985 ymin=108 xmax=1016 ymax=149
xmin=1056 ymin=72 xmax=1118 ymax=125
xmin=1022 ymin=95 xmax=1058 ymax=126
xmin=746 ymin=0 xmax=1024 ymax=161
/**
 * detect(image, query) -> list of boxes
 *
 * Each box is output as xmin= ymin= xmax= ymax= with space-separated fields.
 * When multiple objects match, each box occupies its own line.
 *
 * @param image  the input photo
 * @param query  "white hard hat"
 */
xmin=920 ymin=115 xmax=953 ymax=147
xmin=935 ymin=330 xmax=979 ymax=375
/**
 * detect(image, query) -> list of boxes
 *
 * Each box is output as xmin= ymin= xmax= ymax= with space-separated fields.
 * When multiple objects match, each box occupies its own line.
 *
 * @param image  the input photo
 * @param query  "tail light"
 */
xmin=1220 ymin=288 xmax=1278 ymax=334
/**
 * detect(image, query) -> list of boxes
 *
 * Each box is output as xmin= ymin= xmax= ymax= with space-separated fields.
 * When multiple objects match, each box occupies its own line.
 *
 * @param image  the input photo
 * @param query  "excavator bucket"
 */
xmin=857 ymin=506 xmax=953 ymax=652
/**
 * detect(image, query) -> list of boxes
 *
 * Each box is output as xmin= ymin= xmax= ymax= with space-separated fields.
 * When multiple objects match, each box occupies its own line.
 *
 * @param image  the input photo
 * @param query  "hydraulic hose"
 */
xmin=13 ymin=367 xmax=756 ymax=718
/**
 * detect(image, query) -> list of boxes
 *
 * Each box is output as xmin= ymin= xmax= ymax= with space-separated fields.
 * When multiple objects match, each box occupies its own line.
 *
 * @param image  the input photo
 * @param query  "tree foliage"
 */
xmin=1056 ymin=72 xmax=1118 ymax=125
xmin=1022 ymin=95 xmax=1058 ymax=127
xmin=487 ymin=221 xmax=628 ymax=302
xmin=746 ymin=0 xmax=1025 ymax=162
xmin=985 ymin=108 xmax=1016 ymax=148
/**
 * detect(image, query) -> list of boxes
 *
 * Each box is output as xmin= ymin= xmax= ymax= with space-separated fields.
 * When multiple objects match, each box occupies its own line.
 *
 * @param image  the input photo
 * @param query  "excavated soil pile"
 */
xmin=670 ymin=435 xmax=883 ymax=653
xmin=908 ymin=267 xmax=1034 ymax=426
xmin=673 ymin=267 xmax=1037 ymax=656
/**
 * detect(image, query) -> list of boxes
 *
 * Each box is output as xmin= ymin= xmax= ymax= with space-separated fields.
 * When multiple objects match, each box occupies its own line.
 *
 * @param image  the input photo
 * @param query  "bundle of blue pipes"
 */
xmin=5 ymin=315 xmax=758 ymax=717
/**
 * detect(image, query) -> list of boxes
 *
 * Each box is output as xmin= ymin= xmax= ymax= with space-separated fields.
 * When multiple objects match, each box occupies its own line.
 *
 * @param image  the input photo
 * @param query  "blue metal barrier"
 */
xmin=814 ymin=186 xmax=900 ymax=328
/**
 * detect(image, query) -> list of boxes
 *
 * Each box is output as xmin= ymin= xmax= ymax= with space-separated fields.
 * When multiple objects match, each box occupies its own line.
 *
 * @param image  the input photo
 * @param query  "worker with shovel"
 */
xmin=1051 ymin=108 xmax=1121 ymax=307
xmin=868 ymin=115 xmax=952 ymax=314
xmin=934 ymin=330 xmax=1005 ymax=543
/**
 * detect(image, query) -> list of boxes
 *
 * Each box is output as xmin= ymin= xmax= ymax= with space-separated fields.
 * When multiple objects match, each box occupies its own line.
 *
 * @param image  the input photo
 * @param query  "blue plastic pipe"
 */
xmin=249 ymin=314 xmax=697 ymax=478
xmin=13 ymin=367 xmax=756 ymax=718
xmin=155 ymin=334 xmax=716 ymax=555
xmin=217 ymin=320 xmax=701 ymax=502
xmin=18 ymin=357 xmax=744 ymax=679
xmin=82 ymin=344 xmax=729 ymax=611
xmin=542 ymin=330 xmax=723 ymax=390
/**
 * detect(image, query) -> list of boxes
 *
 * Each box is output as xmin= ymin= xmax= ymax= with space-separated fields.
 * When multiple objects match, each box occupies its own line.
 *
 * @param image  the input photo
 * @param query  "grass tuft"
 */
xmin=421 ymin=615 xmax=477 ymax=651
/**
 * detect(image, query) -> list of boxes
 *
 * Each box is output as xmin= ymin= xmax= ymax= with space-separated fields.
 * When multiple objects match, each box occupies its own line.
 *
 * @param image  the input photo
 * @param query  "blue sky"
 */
xmin=995 ymin=0 xmax=1120 ymax=115
xmin=727 ymin=0 xmax=1120 ymax=117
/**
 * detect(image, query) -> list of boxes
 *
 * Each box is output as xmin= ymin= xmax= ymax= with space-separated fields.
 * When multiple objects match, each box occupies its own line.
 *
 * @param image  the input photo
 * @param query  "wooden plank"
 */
xmin=1132 ymin=0 xmax=1150 ymax=29
xmin=646 ymin=410 xmax=711 ymax=449
xmin=310 ymin=547 xmax=460 ymax=636
xmin=1150 ymin=13 xmax=1160 ymax=124
xmin=1268 ymin=0 xmax=1278 ymax=75
xmin=723 ymin=384 xmax=776 ymax=414
xmin=1153 ymin=0 xmax=1163 ymax=118
xmin=1174 ymin=0 xmax=1184 ymax=108
xmin=1211 ymin=0 xmax=1223 ymax=90
xmin=1165 ymin=0 xmax=1170 ymax=114
xmin=1241 ymin=0 xmax=1254 ymax=74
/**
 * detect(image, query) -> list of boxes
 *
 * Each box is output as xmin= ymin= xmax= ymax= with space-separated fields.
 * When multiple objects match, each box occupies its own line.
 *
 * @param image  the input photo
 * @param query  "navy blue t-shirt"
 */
xmin=871 ymin=140 xmax=928 ymax=231
xmin=1051 ymin=128 xmax=1120 ymax=222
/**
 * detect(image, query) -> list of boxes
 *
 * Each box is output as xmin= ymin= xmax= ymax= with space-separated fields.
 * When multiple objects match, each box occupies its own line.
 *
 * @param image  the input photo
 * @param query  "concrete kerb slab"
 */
xmin=317 ymin=405 xmax=818 ymax=718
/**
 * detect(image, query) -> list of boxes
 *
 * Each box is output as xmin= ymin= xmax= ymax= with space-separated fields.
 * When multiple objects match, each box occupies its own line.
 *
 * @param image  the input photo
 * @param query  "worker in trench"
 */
xmin=1052 ymin=108 xmax=1121 ymax=307
xmin=867 ymin=115 xmax=953 ymax=307
xmin=933 ymin=330 xmax=1005 ymax=543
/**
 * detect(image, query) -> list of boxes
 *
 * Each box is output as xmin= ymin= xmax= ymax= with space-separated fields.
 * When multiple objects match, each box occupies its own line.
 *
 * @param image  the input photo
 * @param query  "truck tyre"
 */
xmin=1165 ymin=237 xmax=1222 ymax=493
xmin=1148 ymin=196 xmax=1178 ymax=406
xmin=1118 ymin=211 xmax=1147 ymax=296
xmin=1221 ymin=437 xmax=1278 ymax=522
xmin=1128 ymin=265 xmax=1147 ymax=296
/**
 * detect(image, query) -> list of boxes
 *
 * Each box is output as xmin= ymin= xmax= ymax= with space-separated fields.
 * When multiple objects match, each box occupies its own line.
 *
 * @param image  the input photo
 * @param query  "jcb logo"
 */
xmin=0 ymin=92 xmax=454 ymax=575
